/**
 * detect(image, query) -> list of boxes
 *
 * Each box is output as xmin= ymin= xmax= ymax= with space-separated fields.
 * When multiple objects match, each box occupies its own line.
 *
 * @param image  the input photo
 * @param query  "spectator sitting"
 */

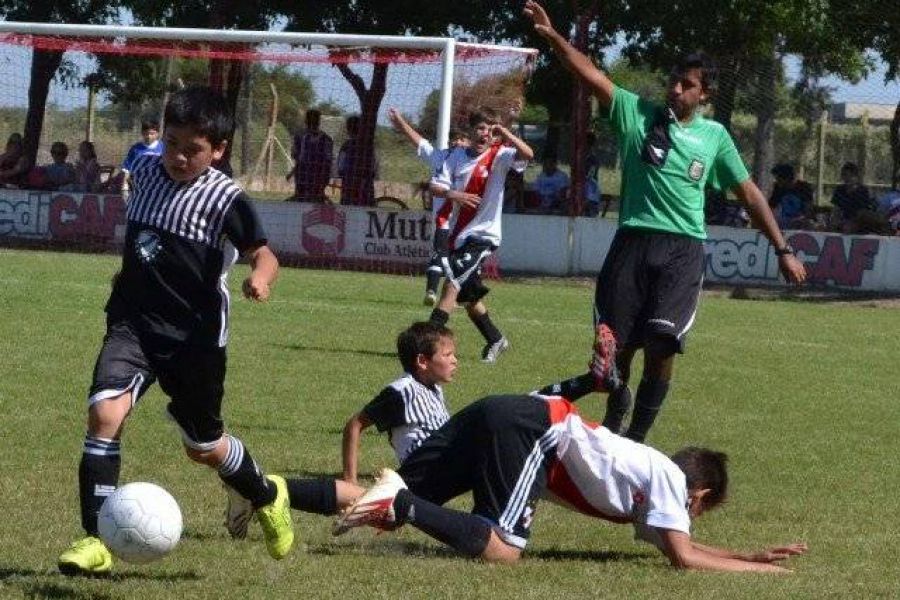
xmin=71 ymin=141 xmax=101 ymax=193
xmin=289 ymin=109 xmax=334 ymax=203
xmin=705 ymin=186 xmax=749 ymax=228
xmin=532 ymin=155 xmax=569 ymax=214
xmin=830 ymin=162 xmax=877 ymax=231
xmin=0 ymin=133 xmax=31 ymax=188
xmin=769 ymin=163 xmax=814 ymax=229
xmin=877 ymin=190 xmax=900 ymax=235
xmin=43 ymin=141 xmax=78 ymax=190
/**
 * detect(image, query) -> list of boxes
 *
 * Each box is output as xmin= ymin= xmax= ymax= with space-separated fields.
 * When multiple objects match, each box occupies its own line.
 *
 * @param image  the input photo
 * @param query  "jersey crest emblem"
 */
xmin=688 ymin=159 xmax=705 ymax=181
xmin=135 ymin=230 xmax=162 ymax=264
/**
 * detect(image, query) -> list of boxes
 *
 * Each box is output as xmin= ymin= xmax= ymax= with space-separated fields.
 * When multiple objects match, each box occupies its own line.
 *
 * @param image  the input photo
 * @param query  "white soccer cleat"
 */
xmin=480 ymin=337 xmax=510 ymax=364
xmin=332 ymin=468 xmax=407 ymax=536
xmin=223 ymin=484 xmax=254 ymax=540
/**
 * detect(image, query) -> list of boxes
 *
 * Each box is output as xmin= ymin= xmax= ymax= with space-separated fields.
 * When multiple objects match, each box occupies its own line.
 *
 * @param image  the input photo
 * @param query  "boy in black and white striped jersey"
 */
xmin=58 ymin=86 xmax=293 ymax=576
xmin=341 ymin=321 xmax=457 ymax=485
xmin=224 ymin=321 xmax=457 ymax=539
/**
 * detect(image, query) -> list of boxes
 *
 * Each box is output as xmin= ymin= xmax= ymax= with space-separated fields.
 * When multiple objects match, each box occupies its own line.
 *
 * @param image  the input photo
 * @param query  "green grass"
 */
xmin=1 ymin=248 xmax=898 ymax=599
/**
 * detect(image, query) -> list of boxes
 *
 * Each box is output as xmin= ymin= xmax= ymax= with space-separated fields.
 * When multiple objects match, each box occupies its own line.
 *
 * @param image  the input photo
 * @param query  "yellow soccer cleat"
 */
xmin=255 ymin=475 xmax=294 ymax=559
xmin=58 ymin=536 xmax=113 ymax=576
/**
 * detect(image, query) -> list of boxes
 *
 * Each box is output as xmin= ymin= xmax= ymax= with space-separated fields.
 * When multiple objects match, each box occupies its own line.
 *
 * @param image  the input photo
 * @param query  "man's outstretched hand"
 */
xmin=523 ymin=1 xmax=555 ymax=39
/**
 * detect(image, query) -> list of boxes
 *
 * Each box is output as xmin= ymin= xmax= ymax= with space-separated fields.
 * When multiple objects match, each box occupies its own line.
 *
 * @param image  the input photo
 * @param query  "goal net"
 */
xmin=0 ymin=24 xmax=536 ymax=274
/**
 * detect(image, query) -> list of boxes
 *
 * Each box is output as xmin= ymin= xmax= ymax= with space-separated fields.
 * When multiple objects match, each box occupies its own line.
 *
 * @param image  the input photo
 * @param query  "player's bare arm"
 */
xmin=242 ymin=244 xmax=279 ymax=302
xmin=341 ymin=412 xmax=373 ymax=485
xmin=691 ymin=541 xmax=808 ymax=563
xmin=523 ymin=1 xmax=615 ymax=108
xmin=493 ymin=124 xmax=534 ymax=161
xmin=430 ymin=183 xmax=481 ymax=209
xmin=388 ymin=107 xmax=424 ymax=148
xmin=732 ymin=179 xmax=808 ymax=284
xmin=659 ymin=529 xmax=801 ymax=573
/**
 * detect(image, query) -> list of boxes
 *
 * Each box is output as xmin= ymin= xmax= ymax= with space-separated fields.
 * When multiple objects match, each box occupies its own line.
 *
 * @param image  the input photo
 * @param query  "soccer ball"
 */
xmin=98 ymin=482 xmax=183 ymax=564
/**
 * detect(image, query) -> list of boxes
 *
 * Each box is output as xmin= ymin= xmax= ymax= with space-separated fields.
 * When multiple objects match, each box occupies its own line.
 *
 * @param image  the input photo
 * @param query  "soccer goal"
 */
xmin=0 ymin=22 xmax=536 ymax=272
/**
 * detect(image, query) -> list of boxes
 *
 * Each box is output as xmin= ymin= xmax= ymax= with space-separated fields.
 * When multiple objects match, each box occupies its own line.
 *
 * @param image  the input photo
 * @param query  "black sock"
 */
xmin=79 ymin=436 xmax=121 ymax=535
xmin=425 ymin=270 xmax=442 ymax=295
xmin=393 ymin=489 xmax=492 ymax=558
xmin=625 ymin=378 xmax=670 ymax=443
xmin=469 ymin=311 xmax=502 ymax=344
xmin=602 ymin=385 xmax=633 ymax=434
xmin=429 ymin=308 xmax=450 ymax=327
xmin=217 ymin=436 xmax=276 ymax=509
xmin=286 ymin=478 xmax=338 ymax=515
xmin=538 ymin=372 xmax=596 ymax=401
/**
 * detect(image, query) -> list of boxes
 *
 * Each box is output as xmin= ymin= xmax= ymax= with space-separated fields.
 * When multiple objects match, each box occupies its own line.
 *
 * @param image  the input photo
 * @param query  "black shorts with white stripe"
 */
xmin=593 ymin=228 xmax=704 ymax=354
xmin=440 ymin=240 xmax=497 ymax=304
xmin=88 ymin=318 xmax=226 ymax=451
xmin=398 ymin=394 xmax=556 ymax=549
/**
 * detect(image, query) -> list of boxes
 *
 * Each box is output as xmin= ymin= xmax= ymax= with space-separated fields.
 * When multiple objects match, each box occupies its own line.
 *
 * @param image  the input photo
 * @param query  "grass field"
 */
xmin=1 ymin=247 xmax=898 ymax=599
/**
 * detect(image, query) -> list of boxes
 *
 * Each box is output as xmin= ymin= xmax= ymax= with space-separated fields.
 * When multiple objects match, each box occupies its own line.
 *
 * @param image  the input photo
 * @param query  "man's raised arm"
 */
xmin=523 ymin=1 xmax=615 ymax=109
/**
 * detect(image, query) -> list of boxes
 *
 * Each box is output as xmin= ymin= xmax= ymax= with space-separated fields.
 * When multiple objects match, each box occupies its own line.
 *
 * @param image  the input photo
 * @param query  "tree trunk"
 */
xmin=23 ymin=49 xmax=64 ymax=168
xmin=751 ymin=51 xmax=777 ymax=194
xmin=891 ymin=100 xmax=900 ymax=190
xmin=239 ymin=68 xmax=253 ymax=176
xmin=568 ymin=3 xmax=597 ymax=217
xmin=713 ymin=56 xmax=740 ymax=132
xmin=336 ymin=61 xmax=388 ymax=205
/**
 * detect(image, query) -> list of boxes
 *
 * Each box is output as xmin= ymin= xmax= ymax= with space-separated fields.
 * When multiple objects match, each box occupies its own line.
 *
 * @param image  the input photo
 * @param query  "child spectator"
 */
xmin=0 ymin=133 xmax=30 ymax=188
xmin=830 ymin=162 xmax=876 ymax=231
xmin=769 ymin=163 xmax=814 ymax=229
xmin=74 ymin=141 xmax=101 ymax=193
xmin=43 ymin=141 xmax=78 ymax=190
xmin=289 ymin=109 xmax=333 ymax=202
xmin=532 ymin=154 xmax=569 ymax=214
xmin=122 ymin=120 xmax=164 ymax=174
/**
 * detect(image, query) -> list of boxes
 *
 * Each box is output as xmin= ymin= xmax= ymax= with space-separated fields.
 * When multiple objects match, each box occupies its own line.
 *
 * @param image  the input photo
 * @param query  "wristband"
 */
xmin=774 ymin=245 xmax=794 ymax=257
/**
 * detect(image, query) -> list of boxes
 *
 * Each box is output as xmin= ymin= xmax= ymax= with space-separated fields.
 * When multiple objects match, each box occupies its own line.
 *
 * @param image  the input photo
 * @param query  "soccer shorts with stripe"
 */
xmin=594 ymin=228 xmax=704 ymax=354
xmin=88 ymin=318 xmax=227 ymax=451
xmin=440 ymin=239 xmax=496 ymax=304
xmin=398 ymin=394 xmax=557 ymax=549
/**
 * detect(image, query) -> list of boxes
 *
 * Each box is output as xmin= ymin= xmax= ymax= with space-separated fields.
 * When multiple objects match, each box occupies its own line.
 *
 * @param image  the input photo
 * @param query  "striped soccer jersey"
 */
xmin=431 ymin=145 xmax=526 ymax=249
xmin=361 ymin=373 xmax=450 ymax=463
xmin=105 ymin=154 xmax=267 ymax=348
xmin=541 ymin=395 xmax=692 ymax=548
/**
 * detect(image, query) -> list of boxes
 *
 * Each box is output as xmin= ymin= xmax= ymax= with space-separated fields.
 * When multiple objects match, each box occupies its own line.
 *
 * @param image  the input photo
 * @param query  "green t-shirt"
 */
xmin=608 ymin=86 xmax=749 ymax=239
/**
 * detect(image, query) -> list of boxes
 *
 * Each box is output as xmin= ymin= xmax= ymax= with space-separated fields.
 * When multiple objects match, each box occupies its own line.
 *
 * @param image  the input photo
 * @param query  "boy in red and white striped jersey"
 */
xmin=335 ymin=393 xmax=807 ymax=571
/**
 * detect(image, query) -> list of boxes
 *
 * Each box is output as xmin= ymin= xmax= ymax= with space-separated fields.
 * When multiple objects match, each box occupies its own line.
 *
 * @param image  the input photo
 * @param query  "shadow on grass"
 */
xmin=0 ymin=565 xmax=201 ymax=599
xmin=528 ymin=547 xmax=654 ymax=562
xmin=306 ymin=541 xmax=654 ymax=563
xmin=280 ymin=343 xmax=395 ymax=360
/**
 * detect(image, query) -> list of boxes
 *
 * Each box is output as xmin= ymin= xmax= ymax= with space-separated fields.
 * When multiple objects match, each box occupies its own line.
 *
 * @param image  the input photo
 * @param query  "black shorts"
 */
xmin=88 ymin=318 xmax=226 ymax=450
xmin=594 ymin=228 xmax=704 ymax=353
xmin=441 ymin=239 xmax=496 ymax=303
xmin=398 ymin=395 xmax=556 ymax=549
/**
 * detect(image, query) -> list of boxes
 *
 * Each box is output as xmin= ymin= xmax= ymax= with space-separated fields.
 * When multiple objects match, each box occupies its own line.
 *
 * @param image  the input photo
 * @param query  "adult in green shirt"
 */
xmin=526 ymin=1 xmax=807 ymax=442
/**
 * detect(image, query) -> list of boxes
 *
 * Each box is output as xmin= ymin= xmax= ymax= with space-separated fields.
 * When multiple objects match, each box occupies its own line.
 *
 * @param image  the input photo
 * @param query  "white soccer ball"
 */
xmin=98 ymin=482 xmax=183 ymax=564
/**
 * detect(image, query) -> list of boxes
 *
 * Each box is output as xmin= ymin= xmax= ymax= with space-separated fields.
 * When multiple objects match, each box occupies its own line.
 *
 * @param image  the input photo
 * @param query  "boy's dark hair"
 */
xmin=397 ymin=321 xmax=453 ymax=374
xmin=771 ymin=163 xmax=795 ymax=180
xmin=674 ymin=52 xmax=718 ymax=95
xmin=671 ymin=447 xmax=729 ymax=511
xmin=164 ymin=85 xmax=233 ymax=146
xmin=50 ymin=141 xmax=68 ymax=157
xmin=345 ymin=115 xmax=360 ymax=136
xmin=841 ymin=161 xmax=859 ymax=175
xmin=141 ymin=119 xmax=160 ymax=132
xmin=468 ymin=107 xmax=498 ymax=129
